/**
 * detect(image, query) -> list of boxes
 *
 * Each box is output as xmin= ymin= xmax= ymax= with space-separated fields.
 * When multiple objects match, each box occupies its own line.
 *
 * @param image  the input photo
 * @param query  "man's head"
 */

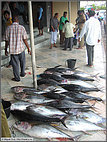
xmin=89 ymin=10 xmax=95 ymax=17
xmin=12 ymin=2 xmax=16 ymax=8
xmin=65 ymin=20 xmax=69 ymax=24
xmin=4 ymin=10 xmax=10 ymax=20
xmin=54 ymin=13 xmax=59 ymax=18
xmin=63 ymin=12 xmax=67 ymax=17
xmin=12 ymin=15 xmax=19 ymax=22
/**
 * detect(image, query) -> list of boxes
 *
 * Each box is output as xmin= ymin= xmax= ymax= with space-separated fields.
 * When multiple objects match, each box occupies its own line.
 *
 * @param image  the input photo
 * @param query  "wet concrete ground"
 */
xmin=1 ymin=25 xmax=106 ymax=141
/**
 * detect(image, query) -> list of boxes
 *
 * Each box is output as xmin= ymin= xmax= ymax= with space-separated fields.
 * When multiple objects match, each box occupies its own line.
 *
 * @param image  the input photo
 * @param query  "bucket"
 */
xmin=2 ymin=99 xmax=11 ymax=119
xmin=65 ymin=59 xmax=76 ymax=69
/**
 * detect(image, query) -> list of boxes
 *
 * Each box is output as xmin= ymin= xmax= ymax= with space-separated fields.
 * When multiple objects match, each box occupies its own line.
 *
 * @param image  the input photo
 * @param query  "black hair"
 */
xmin=65 ymin=20 xmax=69 ymax=23
xmin=12 ymin=14 xmax=19 ymax=22
xmin=4 ymin=10 xmax=10 ymax=16
xmin=89 ymin=10 xmax=95 ymax=17
xmin=64 ymin=12 xmax=67 ymax=15
xmin=54 ymin=13 xmax=58 ymax=16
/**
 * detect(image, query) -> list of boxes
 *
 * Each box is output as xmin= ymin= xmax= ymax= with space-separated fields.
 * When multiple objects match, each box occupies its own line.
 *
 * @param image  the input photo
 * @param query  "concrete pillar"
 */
xmin=28 ymin=1 xmax=37 ymax=89
xmin=68 ymin=1 xmax=71 ymax=22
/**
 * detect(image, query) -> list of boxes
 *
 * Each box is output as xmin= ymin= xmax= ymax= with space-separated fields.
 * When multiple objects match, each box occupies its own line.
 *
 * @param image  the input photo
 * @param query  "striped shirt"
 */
xmin=5 ymin=22 xmax=28 ymax=54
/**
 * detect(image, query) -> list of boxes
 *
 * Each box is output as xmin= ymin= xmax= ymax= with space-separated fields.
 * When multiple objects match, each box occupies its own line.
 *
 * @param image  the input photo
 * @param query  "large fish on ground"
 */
xmin=37 ymin=78 xmax=59 ymax=86
xmin=14 ymin=121 xmax=76 ymax=140
xmin=61 ymin=74 xmax=94 ymax=81
xmin=11 ymin=103 xmax=68 ymax=127
xmin=11 ymin=86 xmax=37 ymax=93
xmin=77 ymin=110 xmax=106 ymax=124
xmin=59 ymin=84 xmax=100 ymax=93
xmin=61 ymin=91 xmax=103 ymax=102
xmin=40 ymin=73 xmax=65 ymax=82
xmin=14 ymin=93 xmax=57 ymax=104
xmin=10 ymin=101 xmax=33 ymax=111
xmin=47 ymin=99 xmax=93 ymax=110
xmin=55 ymin=116 xmax=105 ymax=131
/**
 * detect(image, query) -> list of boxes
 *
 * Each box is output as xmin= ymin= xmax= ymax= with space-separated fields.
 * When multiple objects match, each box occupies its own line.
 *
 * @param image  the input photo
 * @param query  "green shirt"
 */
xmin=59 ymin=16 xmax=68 ymax=31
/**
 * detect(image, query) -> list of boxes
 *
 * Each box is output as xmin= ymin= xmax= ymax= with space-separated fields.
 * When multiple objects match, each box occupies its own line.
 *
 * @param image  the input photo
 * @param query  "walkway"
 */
xmin=1 ymin=27 xmax=106 ymax=141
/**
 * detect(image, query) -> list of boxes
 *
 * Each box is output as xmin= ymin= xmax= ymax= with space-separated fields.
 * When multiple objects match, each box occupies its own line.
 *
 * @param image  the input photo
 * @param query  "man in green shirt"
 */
xmin=59 ymin=12 xmax=68 ymax=45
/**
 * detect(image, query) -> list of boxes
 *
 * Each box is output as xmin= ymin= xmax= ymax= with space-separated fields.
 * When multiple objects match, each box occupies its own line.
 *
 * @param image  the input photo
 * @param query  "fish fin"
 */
xmin=54 ymin=65 xmax=62 ymax=68
xmin=82 ymin=131 xmax=92 ymax=135
xmin=60 ymin=115 xmax=69 ymax=128
xmin=72 ymin=134 xmax=83 ymax=141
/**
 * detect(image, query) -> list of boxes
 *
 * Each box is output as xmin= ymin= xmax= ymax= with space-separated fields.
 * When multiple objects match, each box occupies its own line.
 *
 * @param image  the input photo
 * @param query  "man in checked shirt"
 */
xmin=5 ymin=15 xmax=31 ymax=82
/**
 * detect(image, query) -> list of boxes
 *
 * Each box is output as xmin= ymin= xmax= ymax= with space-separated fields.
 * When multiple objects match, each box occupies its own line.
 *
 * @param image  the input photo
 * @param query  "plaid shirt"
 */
xmin=5 ymin=22 xmax=28 ymax=54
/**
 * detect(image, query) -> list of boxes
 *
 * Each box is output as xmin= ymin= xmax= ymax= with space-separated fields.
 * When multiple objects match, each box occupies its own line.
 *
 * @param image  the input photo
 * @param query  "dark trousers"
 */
xmin=65 ymin=37 xmax=73 ymax=50
xmin=86 ymin=44 xmax=94 ymax=66
xmin=11 ymin=51 xmax=25 ymax=81
xmin=60 ymin=30 xmax=65 ymax=44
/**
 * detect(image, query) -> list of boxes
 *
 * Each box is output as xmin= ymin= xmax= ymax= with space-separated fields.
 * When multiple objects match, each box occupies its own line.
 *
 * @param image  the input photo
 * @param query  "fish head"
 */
xmin=14 ymin=93 xmax=27 ymax=100
xmin=13 ymin=87 xmax=24 ymax=93
xmin=14 ymin=121 xmax=31 ymax=131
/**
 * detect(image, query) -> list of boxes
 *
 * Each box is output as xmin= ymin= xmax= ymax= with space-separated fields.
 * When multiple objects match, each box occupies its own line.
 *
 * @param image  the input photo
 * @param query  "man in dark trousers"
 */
xmin=59 ymin=12 xmax=68 ymax=45
xmin=78 ymin=10 xmax=101 ymax=67
xmin=5 ymin=15 xmax=31 ymax=82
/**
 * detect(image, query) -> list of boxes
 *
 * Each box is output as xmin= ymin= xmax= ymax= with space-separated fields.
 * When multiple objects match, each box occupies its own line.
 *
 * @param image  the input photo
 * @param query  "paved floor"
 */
xmin=1 ymin=25 xmax=106 ymax=141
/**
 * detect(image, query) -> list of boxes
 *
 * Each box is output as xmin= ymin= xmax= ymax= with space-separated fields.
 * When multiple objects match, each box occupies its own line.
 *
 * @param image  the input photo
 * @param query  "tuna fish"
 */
xmin=55 ymin=116 xmax=105 ymax=131
xmin=10 ymin=101 xmax=33 ymax=111
xmin=47 ymin=99 xmax=93 ymax=110
xmin=37 ymin=79 xmax=59 ymax=86
xmin=61 ymin=91 xmax=103 ymax=102
xmin=14 ymin=93 xmax=57 ymax=104
xmin=61 ymin=74 xmax=94 ymax=81
xmin=11 ymin=86 xmax=37 ymax=93
xmin=10 ymin=102 xmax=68 ymax=127
xmin=40 ymin=73 xmax=65 ymax=82
xmin=13 ymin=122 xmax=73 ymax=139
xmin=77 ymin=110 xmax=106 ymax=124
xmin=59 ymin=83 xmax=100 ymax=93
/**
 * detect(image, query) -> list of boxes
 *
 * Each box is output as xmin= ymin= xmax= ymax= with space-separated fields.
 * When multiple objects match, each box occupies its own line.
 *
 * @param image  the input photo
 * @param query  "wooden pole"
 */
xmin=28 ymin=1 xmax=37 ymax=89
xmin=68 ymin=1 xmax=71 ymax=22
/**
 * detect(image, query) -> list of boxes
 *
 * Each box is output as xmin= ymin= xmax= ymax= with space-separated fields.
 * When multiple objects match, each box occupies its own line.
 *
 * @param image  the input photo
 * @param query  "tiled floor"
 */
xmin=1 ymin=25 xmax=106 ymax=141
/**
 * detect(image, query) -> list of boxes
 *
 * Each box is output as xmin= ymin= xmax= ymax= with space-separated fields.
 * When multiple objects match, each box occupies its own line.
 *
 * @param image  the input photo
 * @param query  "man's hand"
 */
xmin=38 ymin=20 xmax=40 ymax=23
xmin=28 ymin=49 xmax=31 ymax=55
xmin=98 ymin=39 xmax=100 ymax=43
xmin=5 ymin=50 xmax=8 ymax=56
xmin=78 ymin=38 xmax=80 ymax=43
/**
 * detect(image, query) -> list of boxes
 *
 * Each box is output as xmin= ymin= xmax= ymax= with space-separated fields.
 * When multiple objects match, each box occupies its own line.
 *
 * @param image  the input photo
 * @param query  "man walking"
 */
xmin=62 ymin=20 xmax=75 ymax=51
xmin=5 ymin=15 xmax=31 ymax=82
xmin=50 ymin=13 xmax=59 ymax=49
xmin=78 ymin=10 xmax=101 ymax=67
xmin=59 ymin=12 xmax=68 ymax=45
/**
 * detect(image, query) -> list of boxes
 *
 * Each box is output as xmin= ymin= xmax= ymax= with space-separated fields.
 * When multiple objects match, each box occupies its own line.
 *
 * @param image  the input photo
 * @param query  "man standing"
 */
xmin=76 ymin=10 xmax=86 ymax=49
xmin=50 ymin=13 xmax=59 ymax=49
xmin=37 ymin=6 xmax=44 ymax=36
xmin=5 ymin=15 xmax=31 ymax=82
xmin=78 ymin=10 xmax=101 ymax=67
xmin=62 ymin=20 xmax=75 ymax=51
xmin=59 ymin=12 xmax=68 ymax=45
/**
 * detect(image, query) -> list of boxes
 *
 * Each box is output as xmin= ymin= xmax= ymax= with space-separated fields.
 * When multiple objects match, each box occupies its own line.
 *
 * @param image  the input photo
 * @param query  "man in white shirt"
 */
xmin=62 ymin=20 xmax=75 ymax=50
xmin=78 ymin=10 xmax=101 ymax=67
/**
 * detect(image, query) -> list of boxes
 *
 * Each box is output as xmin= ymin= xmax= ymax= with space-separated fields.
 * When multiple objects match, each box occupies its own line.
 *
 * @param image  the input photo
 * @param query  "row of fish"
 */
xmin=10 ymin=66 xmax=105 ymax=140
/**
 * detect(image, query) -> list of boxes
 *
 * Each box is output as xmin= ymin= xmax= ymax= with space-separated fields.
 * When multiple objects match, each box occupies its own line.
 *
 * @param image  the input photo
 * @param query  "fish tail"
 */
xmin=60 ymin=115 xmax=69 ymax=128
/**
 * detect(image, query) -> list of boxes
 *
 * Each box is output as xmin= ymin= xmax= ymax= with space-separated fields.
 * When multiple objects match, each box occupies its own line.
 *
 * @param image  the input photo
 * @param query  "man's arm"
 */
xmin=5 ymin=41 xmax=9 ymax=56
xmin=98 ymin=22 xmax=101 ymax=43
xmin=23 ymin=39 xmax=31 ymax=55
xmin=78 ymin=23 xmax=87 ymax=42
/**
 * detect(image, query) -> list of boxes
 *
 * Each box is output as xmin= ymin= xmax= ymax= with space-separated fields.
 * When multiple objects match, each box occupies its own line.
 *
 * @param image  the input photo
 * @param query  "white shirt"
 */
xmin=79 ymin=17 xmax=101 ymax=45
